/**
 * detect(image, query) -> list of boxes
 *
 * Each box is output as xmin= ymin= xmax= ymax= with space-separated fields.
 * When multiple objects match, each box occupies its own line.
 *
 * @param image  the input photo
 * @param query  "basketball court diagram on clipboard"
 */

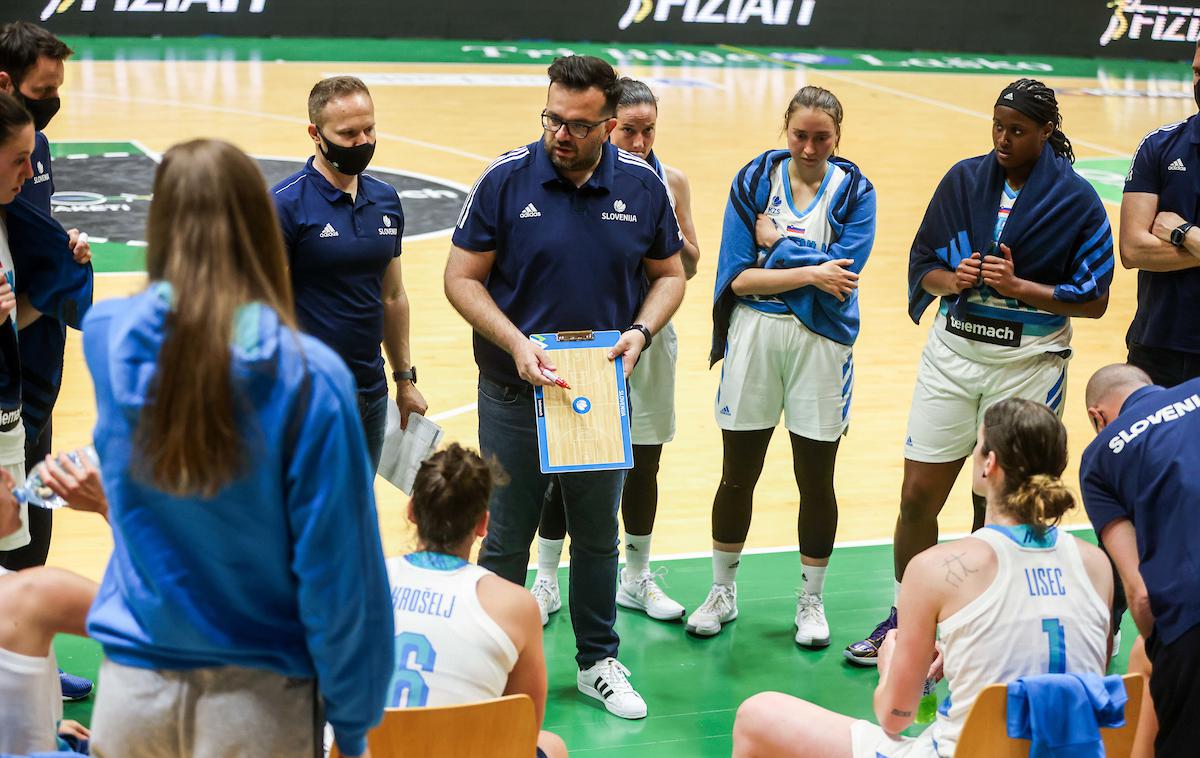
xmin=532 ymin=331 xmax=633 ymax=474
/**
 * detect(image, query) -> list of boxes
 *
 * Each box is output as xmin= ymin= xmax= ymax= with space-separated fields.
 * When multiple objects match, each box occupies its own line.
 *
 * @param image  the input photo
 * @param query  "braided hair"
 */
xmin=998 ymin=78 xmax=1074 ymax=164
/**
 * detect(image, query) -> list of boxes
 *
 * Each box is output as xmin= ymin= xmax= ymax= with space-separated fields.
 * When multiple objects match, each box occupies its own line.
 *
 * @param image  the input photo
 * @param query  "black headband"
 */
xmin=995 ymin=87 xmax=1045 ymax=123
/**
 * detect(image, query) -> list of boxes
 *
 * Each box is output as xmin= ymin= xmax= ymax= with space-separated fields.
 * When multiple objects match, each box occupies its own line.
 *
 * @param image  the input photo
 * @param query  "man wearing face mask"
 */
xmin=1119 ymin=43 xmax=1200 ymax=387
xmin=273 ymin=76 xmax=426 ymax=471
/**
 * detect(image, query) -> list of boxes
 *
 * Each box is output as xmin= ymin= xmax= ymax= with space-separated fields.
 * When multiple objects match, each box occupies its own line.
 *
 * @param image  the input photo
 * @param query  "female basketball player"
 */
xmin=846 ymin=79 xmax=1114 ymax=665
xmin=81 ymin=140 xmax=392 ymax=758
xmin=687 ymin=86 xmax=876 ymax=646
xmin=0 ymin=93 xmax=34 ymax=559
xmin=733 ymin=398 xmax=1114 ymax=757
xmin=532 ymin=78 xmax=700 ymax=625
xmin=387 ymin=443 xmax=568 ymax=758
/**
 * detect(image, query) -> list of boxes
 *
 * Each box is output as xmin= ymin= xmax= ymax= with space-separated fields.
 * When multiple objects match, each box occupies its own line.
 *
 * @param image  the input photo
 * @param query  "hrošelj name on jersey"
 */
xmin=944 ymin=310 xmax=1021 ymax=347
xmin=392 ymin=584 xmax=457 ymax=619
xmin=1108 ymin=392 xmax=1200 ymax=454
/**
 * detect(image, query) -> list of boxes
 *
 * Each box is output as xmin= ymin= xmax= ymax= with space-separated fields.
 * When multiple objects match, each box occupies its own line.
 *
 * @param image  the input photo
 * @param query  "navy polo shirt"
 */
xmin=1124 ymin=115 xmax=1200 ymax=354
xmin=23 ymin=133 xmax=53 ymax=212
xmin=1079 ymin=377 xmax=1200 ymax=645
xmin=453 ymin=140 xmax=682 ymax=385
xmin=273 ymin=158 xmax=403 ymax=399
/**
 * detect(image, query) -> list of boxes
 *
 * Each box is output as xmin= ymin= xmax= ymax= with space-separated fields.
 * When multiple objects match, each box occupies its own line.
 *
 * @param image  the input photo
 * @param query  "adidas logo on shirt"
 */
xmin=720 ymin=405 xmax=732 ymax=416
xmin=520 ymin=203 xmax=542 ymax=219
xmin=319 ymin=223 xmax=339 ymax=238
xmin=1168 ymin=159 xmax=1187 ymax=172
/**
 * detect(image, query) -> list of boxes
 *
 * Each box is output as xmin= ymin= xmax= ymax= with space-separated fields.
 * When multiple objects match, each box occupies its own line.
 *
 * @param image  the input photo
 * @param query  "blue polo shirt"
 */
xmin=1124 ymin=115 xmax=1200 ymax=354
xmin=1079 ymin=378 xmax=1200 ymax=645
xmin=453 ymin=140 xmax=682 ymax=385
xmin=24 ymin=133 xmax=53 ymax=211
xmin=273 ymin=158 xmax=403 ymax=400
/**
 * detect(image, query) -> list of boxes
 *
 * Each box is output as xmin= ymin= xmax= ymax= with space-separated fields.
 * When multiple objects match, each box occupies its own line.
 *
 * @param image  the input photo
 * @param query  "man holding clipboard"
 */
xmin=444 ymin=55 xmax=684 ymax=720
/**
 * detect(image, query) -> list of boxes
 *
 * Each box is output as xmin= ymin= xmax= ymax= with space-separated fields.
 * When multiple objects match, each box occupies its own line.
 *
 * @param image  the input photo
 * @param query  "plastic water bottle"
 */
xmin=13 ymin=446 xmax=99 ymax=510
xmin=916 ymin=677 xmax=938 ymax=724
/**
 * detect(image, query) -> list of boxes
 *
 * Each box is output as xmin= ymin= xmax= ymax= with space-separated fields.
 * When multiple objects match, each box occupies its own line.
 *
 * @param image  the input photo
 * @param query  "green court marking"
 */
xmin=50 ymin=141 xmax=142 ymax=159
xmin=59 ymin=35 xmax=1193 ymax=81
xmin=59 ymin=532 xmax=1138 ymax=757
xmin=50 ymin=140 xmax=151 ymax=275
xmin=1075 ymin=157 xmax=1133 ymax=205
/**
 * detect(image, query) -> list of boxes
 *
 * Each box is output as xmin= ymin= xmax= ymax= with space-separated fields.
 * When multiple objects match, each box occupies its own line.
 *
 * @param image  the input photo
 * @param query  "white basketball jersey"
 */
xmin=929 ymin=527 xmax=1109 ymax=756
xmin=648 ymin=151 xmax=675 ymax=209
xmin=746 ymin=159 xmax=848 ymax=309
xmin=385 ymin=555 xmax=518 ymax=709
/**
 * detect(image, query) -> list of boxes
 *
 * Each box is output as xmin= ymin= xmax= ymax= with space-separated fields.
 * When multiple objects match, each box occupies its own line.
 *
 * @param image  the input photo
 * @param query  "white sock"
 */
xmin=713 ymin=549 xmax=742 ymax=586
xmin=623 ymin=532 xmax=652 ymax=576
xmin=894 ymin=579 xmax=903 ymax=606
xmin=537 ymin=537 xmax=564 ymax=582
xmin=802 ymin=563 xmax=827 ymax=596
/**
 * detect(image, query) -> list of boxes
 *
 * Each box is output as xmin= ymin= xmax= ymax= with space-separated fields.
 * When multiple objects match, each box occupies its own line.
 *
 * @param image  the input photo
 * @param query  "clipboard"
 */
xmin=532 ymin=330 xmax=633 ymax=474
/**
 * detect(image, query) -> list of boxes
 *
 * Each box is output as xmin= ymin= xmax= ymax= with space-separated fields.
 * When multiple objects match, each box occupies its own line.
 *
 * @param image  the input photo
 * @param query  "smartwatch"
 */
xmin=1171 ymin=222 xmax=1194 ymax=247
xmin=625 ymin=324 xmax=653 ymax=350
xmin=393 ymin=366 xmax=417 ymax=384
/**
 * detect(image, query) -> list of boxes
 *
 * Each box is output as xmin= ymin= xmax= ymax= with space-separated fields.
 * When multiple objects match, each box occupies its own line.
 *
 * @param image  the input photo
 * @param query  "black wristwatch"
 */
xmin=1171 ymin=222 xmax=1194 ymax=247
xmin=625 ymin=324 xmax=652 ymax=349
xmin=393 ymin=366 xmax=417 ymax=385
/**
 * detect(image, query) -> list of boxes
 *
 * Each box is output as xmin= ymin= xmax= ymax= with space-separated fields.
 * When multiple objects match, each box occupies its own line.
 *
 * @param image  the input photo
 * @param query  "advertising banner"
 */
xmin=7 ymin=0 xmax=1198 ymax=63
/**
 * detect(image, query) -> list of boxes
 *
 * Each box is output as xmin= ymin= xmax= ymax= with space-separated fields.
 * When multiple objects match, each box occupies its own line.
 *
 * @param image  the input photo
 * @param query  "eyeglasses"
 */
xmin=541 ymin=110 xmax=610 ymax=139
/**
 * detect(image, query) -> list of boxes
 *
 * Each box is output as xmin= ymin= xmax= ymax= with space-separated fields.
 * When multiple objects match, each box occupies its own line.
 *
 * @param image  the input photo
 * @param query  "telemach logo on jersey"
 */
xmin=618 ymin=0 xmax=816 ymax=30
xmin=40 ymin=0 xmax=267 ymax=21
xmin=945 ymin=310 xmax=1022 ymax=347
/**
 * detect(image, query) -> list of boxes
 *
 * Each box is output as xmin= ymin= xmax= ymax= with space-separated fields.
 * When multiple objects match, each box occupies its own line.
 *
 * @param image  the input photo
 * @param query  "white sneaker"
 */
xmin=530 ymin=576 xmax=561 ymax=627
xmin=577 ymin=657 xmax=647 ymax=720
xmin=617 ymin=568 xmax=685 ymax=621
xmin=794 ymin=591 xmax=830 ymax=648
xmin=685 ymin=583 xmax=738 ymax=637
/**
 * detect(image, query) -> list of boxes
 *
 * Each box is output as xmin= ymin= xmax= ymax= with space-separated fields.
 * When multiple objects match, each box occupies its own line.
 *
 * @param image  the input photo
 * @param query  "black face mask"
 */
xmin=18 ymin=92 xmax=60 ymax=132
xmin=318 ymin=129 xmax=375 ymax=176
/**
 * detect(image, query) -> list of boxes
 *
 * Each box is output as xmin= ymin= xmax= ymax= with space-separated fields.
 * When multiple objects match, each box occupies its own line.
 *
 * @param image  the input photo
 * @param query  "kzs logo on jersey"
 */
xmin=767 ymin=195 xmax=783 ymax=216
xmin=603 ymin=199 xmax=638 ymax=223
xmin=41 ymin=0 xmax=266 ymax=22
xmin=618 ymin=0 xmax=816 ymax=31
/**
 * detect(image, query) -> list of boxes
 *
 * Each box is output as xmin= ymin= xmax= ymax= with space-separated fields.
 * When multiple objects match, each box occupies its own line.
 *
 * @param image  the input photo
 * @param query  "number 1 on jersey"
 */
xmin=1041 ymin=617 xmax=1066 ymax=674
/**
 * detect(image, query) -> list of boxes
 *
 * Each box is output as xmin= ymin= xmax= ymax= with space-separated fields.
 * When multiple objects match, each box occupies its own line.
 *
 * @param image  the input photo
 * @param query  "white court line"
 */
xmin=428 ymin=402 xmax=477 ymax=422
xmin=74 ymin=92 xmax=493 ymax=164
xmin=718 ymin=44 xmax=1129 ymax=159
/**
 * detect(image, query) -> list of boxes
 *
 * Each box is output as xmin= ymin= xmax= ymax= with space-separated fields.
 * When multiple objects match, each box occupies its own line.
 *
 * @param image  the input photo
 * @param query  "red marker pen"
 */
xmin=540 ymin=367 xmax=571 ymax=390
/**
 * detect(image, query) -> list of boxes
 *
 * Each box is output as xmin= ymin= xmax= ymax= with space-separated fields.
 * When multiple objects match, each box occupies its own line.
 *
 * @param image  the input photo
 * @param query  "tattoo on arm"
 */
xmin=891 ymin=709 xmax=912 ymax=718
xmin=942 ymin=552 xmax=979 ymax=588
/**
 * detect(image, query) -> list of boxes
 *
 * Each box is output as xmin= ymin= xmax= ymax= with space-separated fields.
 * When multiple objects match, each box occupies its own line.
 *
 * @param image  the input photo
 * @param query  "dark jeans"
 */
xmin=358 ymin=393 xmax=388 ymax=474
xmin=476 ymin=375 xmax=624 ymax=668
xmin=1127 ymin=342 xmax=1200 ymax=388
xmin=1146 ymin=623 xmax=1200 ymax=757
xmin=0 ymin=418 xmax=53 ymax=571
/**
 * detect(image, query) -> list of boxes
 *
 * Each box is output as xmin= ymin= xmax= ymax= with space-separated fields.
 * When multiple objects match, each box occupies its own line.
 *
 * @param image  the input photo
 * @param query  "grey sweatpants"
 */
xmin=90 ymin=659 xmax=322 ymax=758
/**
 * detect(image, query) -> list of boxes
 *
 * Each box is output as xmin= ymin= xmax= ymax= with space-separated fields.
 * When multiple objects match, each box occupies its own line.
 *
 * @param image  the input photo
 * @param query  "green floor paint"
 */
xmin=58 ymin=35 xmax=1192 ymax=82
xmin=58 ymin=533 xmax=1138 ymax=756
